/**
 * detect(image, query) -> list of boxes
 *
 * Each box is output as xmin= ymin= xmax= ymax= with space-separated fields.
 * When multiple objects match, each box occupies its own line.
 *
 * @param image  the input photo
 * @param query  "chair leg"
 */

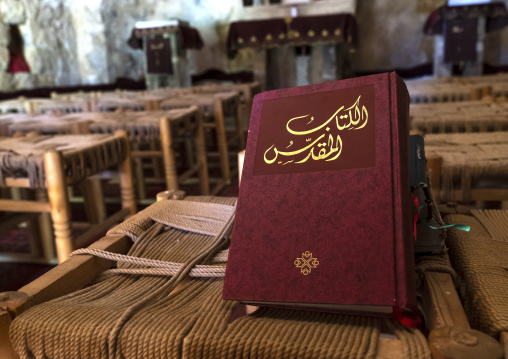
xmin=35 ymin=189 xmax=56 ymax=262
xmin=20 ymin=189 xmax=43 ymax=259
xmin=44 ymin=151 xmax=73 ymax=263
xmin=196 ymin=113 xmax=209 ymax=195
xmin=131 ymin=143 xmax=147 ymax=201
xmin=213 ymin=97 xmax=231 ymax=184
xmin=236 ymin=104 xmax=246 ymax=150
xmin=81 ymin=179 xmax=106 ymax=224
xmin=115 ymin=131 xmax=137 ymax=216
xmin=150 ymin=141 xmax=164 ymax=179
xmin=160 ymin=117 xmax=179 ymax=191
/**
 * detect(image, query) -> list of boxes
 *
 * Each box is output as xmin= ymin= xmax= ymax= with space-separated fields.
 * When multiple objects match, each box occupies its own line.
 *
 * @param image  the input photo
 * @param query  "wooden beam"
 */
xmin=0 ymin=200 xmax=51 ymax=213
xmin=376 ymin=337 xmax=404 ymax=359
xmin=429 ymin=326 xmax=504 ymax=359
xmin=421 ymin=272 xmax=470 ymax=331
xmin=19 ymin=234 xmax=132 ymax=306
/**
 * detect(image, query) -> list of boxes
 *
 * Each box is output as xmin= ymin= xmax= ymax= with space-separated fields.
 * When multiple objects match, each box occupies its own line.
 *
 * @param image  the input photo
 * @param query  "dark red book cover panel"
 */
xmin=223 ymin=73 xmax=415 ymax=311
xmin=146 ymin=35 xmax=173 ymax=74
xmin=444 ymin=18 xmax=477 ymax=63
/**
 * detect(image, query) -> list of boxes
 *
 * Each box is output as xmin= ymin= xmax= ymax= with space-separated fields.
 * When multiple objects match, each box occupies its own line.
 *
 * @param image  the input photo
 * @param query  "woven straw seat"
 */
xmin=1 ymin=113 xmax=84 ymax=136
xmin=410 ymin=101 xmax=508 ymax=134
xmin=94 ymin=97 xmax=148 ymax=112
xmin=188 ymin=81 xmax=261 ymax=115
xmin=26 ymin=98 xmax=91 ymax=114
xmin=444 ymin=210 xmax=508 ymax=341
xmin=425 ymin=131 xmax=508 ymax=203
xmin=406 ymin=74 xmax=508 ymax=104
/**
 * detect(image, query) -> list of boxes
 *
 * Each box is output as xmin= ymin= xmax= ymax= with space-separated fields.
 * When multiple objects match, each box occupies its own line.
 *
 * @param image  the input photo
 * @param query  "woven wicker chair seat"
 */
xmin=95 ymin=97 xmax=147 ymax=112
xmin=160 ymin=92 xmax=238 ymax=117
xmin=0 ymin=134 xmax=127 ymax=188
xmin=0 ymin=108 xmax=198 ymax=142
xmin=2 ymin=113 xmax=77 ymax=135
xmin=9 ymin=197 xmax=430 ymax=359
xmin=410 ymin=101 xmax=508 ymax=133
xmin=0 ymin=98 xmax=28 ymax=113
xmin=425 ymin=132 xmax=508 ymax=202
xmin=29 ymin=98 xmax=89 ymax=114
xmin=406 ymin=74 xmax=508 ymax=104
xmin=444 ymin=210 xmax=508 ymax=337
xmin=87 ymin=108 xmax=197 ymax=142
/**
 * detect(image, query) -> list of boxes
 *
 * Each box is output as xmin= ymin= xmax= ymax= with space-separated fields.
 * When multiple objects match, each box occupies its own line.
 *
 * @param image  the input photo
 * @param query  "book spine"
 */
xmin=390 ymin=73 xmax=416 ymax=310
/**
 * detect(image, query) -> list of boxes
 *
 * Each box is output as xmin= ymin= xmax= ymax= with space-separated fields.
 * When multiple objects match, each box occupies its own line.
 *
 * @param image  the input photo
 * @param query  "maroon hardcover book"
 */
xmin=223 ymin=73 xmax=416 ymax=315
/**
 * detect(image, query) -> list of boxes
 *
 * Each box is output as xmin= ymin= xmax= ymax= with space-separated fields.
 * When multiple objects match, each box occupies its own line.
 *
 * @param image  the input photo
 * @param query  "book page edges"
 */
xmin=390 ymin=72 xmax=417 ymax=310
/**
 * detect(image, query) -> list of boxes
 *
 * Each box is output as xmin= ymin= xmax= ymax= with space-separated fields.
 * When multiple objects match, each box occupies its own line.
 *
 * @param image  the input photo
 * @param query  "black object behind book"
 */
xmin=409 ymin=135 xmax=427 ymax=189
xmin=409 ymin=135 xmax=445 ymax=255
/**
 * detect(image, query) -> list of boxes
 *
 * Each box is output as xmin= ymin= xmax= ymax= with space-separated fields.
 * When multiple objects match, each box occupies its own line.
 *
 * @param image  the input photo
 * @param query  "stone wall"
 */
xmin=100 ymin=0 xmax=241 ymax=82
xmin=351 ymin=0 xmax=441 ymax=72
xmin=20 ymin=0 xmax=80 ymax=87
xmin=4 ymin=0 xmax=508 ymax=90
xmin=351 ymin=0 xmax=508 ymax=72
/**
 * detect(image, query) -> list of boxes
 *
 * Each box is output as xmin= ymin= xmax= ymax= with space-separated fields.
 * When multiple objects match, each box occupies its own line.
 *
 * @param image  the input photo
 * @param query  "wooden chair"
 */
xmin=191 ymin=81 xmax=261 ymax=117
xmin=87 ymin=107 xmax=210 ymax=198
xmin=410 ymin=100 xmax=508 ymax=134
xmin=93 ymin=97 xmax=147 ymax=112
xmin=0 ymin=109 xmax=209 ymax=200
xmin=160 ymin=92 xmax=244 ymax=194
xmin=0 ymin=132 xmax=136 ymax=264
xmin=0 ymin=191 xmax=504 ymax=358
xmin=424 ymin=132 xmax=508 ymax=204
xmin=0 ymin=97 xmax=29 ymax=114
xmin=407 ymin=74 xmax=508 ymax=104
xmin=92 ymin=90 xmax=172 ymax=112
xmin=25 ymin=98 xmax=91 ymax=114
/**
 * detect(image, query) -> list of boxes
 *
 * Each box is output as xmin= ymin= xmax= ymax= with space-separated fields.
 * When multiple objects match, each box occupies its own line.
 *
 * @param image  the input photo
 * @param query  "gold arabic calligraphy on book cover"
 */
xmin=254 ymin=86 xmax=375 ymax=176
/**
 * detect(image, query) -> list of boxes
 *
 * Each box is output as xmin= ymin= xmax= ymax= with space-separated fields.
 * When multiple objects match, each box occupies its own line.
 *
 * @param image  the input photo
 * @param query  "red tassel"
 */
xmin=392 ymin=306 xmax=422 ymax=329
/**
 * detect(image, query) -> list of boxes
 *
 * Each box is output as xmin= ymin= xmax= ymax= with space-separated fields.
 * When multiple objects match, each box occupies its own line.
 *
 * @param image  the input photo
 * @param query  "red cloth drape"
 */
xmin=8 ymin=52 xmax=30 ymax=73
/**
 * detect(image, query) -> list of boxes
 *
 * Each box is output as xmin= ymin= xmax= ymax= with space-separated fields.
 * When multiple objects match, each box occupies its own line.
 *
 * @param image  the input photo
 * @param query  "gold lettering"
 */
xmin=150 ymin=42 xmax=165 ymax=51
xmin=263 ymin=95 xmax=368 ymax=166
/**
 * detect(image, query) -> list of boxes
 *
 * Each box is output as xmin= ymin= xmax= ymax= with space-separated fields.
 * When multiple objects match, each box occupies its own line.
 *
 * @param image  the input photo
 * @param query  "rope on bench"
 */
xmin=444 ymin=211 xmax=508 ymax=337
xmin=10 ymin=197 xmax=431 ymax=359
